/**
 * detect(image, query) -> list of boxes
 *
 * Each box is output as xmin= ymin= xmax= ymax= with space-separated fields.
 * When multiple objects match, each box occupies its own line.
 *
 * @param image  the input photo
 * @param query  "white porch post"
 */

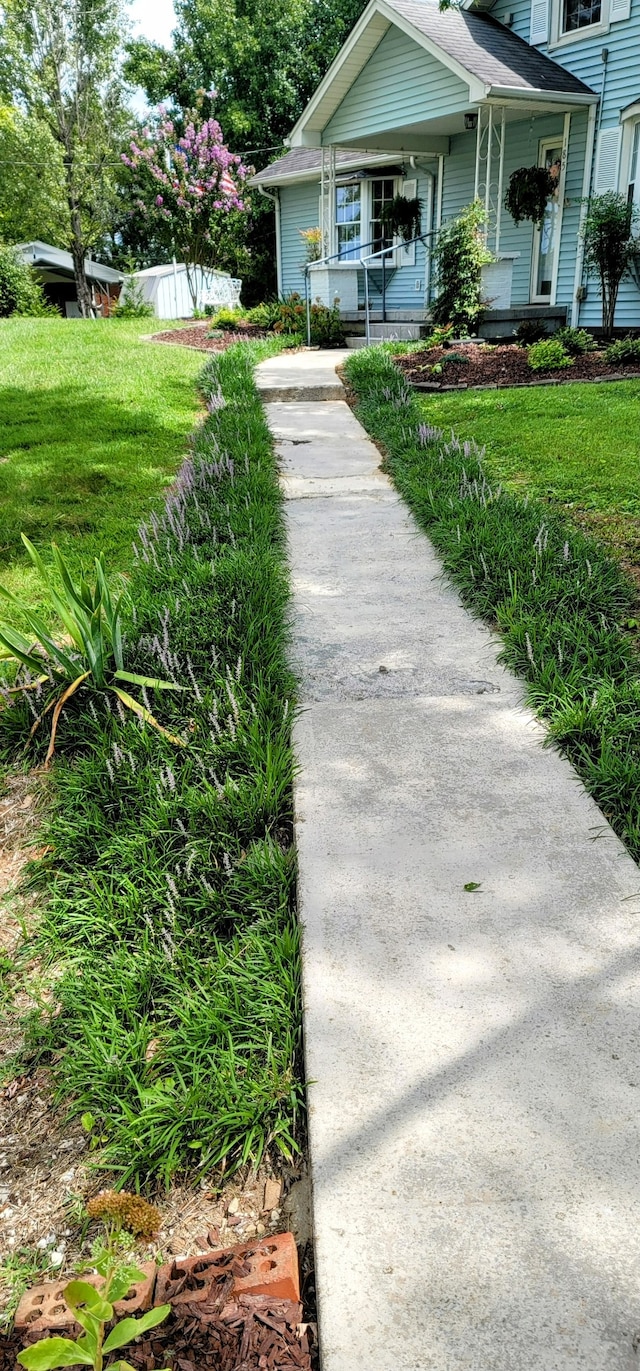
xmin=320 ymin=145 xmax=336 ymax=257
xmin=475 ymin=105 xmax=506 ymax=254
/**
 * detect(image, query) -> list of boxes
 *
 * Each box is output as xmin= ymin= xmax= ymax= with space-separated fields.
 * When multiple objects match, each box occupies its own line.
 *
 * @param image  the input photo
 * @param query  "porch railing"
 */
xmin=303 ymin=230 xmax=435 ymax=347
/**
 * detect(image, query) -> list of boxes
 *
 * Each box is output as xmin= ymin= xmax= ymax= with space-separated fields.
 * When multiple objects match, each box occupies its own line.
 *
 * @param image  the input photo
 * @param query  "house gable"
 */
xmin=323 ymin=25 xmax=471 ymax=146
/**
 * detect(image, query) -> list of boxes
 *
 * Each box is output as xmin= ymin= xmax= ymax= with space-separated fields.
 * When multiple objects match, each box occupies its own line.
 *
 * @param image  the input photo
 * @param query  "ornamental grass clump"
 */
xmin=17 ymin=1193 xmax=168 ymax=1371
xmin=1 ymin=342 xmax=302 ymax=1186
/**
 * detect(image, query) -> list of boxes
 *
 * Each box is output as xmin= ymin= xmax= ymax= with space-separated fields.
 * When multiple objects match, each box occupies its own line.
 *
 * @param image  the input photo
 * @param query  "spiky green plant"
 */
xmin=0 ymin=537 xmax=183 ymax=765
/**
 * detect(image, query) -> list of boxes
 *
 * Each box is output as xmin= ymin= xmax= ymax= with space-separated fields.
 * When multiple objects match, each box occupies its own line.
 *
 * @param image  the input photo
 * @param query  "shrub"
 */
xmin=527 ymin=338 xmax=573 ymax=372
xmin=112 ymin=275 xmax=153 ymax=319
xmin=208 ymin=305 xmax=247 ymax=330
xmin=605 ymin=335 xmax=640 ymax=365
xmin=431 ymin=200 xmax=492 ymax=334
xmin=298 ymin=226 xmax=323 ymax=262
xmin=272 ymin=292 xmax=345 ymax=347
xmin=555 ymin=325 xmax=597 ymax=355
xmin=515 ymin=319 xmax=549 ymax=347
xmin=581 ymin=193 xmax=640 ymax=339
xmin=0 ymin=243 xmax=57 ymax=317
xmin=247 ymin=301 xmax=281 ymax=328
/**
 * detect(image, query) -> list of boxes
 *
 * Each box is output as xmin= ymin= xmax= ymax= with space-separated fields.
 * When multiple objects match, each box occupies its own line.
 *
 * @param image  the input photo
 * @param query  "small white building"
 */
xmin=133 ymin=262 xmax=242 ymax=318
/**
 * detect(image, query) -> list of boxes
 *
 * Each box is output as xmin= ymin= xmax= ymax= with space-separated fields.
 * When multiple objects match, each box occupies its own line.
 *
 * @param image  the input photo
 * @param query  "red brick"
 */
xmin=155 ymin=1232 xmax=300 ymax=1308
xmin=14 ymin=1263 xmax=156 ymax=1335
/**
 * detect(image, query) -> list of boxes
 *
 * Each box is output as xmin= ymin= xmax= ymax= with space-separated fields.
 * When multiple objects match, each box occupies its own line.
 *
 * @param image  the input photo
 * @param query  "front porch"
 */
xmin=281 ymin=0 xmax=597 ymax=332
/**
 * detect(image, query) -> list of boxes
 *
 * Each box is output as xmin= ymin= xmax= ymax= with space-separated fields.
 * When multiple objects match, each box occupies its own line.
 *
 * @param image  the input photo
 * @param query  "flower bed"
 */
xmin=397 ymin=340 xmax=640 ymax=389
xmin=151 ymin=322 xmax=267 ymax=351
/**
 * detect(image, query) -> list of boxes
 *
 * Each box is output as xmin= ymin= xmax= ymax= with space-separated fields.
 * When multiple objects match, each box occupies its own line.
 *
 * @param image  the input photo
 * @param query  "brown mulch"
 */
xmin=0 ymin=1297 xmax=314 ymax=1371
xmin=151 ymin=323 xmax=267 ymax=352
xmin=397 ymin=341 xmax=640 ymax=389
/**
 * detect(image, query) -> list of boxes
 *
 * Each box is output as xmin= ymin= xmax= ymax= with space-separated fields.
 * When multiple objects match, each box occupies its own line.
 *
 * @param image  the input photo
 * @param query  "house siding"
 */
xmin=323 ymin=25 xmax=469 ymax=145
xmin=492 ymin=0 xmax=640 ymax=327
xmin=279 ymin=181 xmax=321 ymax=297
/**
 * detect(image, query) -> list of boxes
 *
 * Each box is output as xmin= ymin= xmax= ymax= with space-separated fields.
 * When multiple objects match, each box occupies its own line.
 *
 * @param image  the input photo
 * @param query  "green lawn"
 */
xmin=416 ymin=379 xmax=640 ymax=572
xmin=0 ymin=318 xmax=203 ymax=618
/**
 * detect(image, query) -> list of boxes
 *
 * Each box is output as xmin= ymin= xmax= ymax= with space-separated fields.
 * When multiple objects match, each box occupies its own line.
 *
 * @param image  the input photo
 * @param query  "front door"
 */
xmin=531 ymin=140 xmax=564 ymax=302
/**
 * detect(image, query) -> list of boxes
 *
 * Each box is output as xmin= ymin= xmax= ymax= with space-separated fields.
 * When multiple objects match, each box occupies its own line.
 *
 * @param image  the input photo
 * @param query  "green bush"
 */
xmin=0 ymin=243 xmax=57 ymax=317
xmin=581 ymin=192 xmax=640 ymax=339
xmin=515 ymin=319 xmax=549 ymax=347
xmin=555 ymin=325 xmax=597 ymax=355
xmin=605 ymin=335 xmax=640 ymax=365
xmin=431 ymin=200 xmax=492 ymax=334
xmin=271 ymin=292 xmax=344 ymax=347
xmin=247 ymin=301 xmax=281 ymax=328
xmin=527 ymin=338 xmax=573 ymax=372
xmin=112 ymin=275 xmax=154 ymax=319
xmin=208 ymin=305 xmax=247 ymax=330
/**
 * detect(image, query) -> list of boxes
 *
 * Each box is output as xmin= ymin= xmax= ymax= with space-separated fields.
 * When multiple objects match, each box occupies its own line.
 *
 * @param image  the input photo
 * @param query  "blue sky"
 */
xmin=129 ymin=0 xmax=177 ymax=47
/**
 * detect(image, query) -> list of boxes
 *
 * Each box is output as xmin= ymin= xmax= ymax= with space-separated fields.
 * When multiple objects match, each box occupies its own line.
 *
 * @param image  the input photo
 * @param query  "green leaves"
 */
xmin=0 ymin=538 xmax=186 ymax=762
xmin=17 ymin=1337 xmax=93 ymax=1369
xmin=64 ymin=1280 xmax=113 ymax=1323
xmin=102 ymin=1304 xmax=171 ymax=1352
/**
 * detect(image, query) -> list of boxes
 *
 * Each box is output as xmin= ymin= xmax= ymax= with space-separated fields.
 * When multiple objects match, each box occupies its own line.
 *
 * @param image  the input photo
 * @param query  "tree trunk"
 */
xmin=184 ymin=260 xmax=199 ymax=314
xmin=70 ymin=204 xmax=94 ymax=318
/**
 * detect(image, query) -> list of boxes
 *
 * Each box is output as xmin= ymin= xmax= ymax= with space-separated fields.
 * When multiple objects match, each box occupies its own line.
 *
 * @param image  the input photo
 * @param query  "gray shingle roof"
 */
xmin=386 ymin=0 xmax=595 ymax=95
xmin=251 ymin=148 xmax=403 ymax=186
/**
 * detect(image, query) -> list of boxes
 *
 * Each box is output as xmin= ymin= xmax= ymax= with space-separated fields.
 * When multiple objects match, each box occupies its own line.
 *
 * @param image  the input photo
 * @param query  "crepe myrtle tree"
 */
xmin=122 ymin=95 xmax=248 ymax=311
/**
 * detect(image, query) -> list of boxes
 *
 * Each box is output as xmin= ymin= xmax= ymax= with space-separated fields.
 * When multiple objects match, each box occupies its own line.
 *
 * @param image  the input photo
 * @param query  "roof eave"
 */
xmin=487 ymin=83 xmax=597 ymax=105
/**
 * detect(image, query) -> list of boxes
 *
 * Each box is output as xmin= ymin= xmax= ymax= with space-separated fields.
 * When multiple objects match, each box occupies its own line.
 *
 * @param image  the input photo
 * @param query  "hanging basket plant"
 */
xmin=379 ymin=194 xmax=423 ymax=243
xmin=505 ymin=165 xmax=557 ymax=229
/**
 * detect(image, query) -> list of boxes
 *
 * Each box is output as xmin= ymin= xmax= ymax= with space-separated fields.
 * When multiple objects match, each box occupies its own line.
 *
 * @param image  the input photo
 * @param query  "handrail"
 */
xmin=303 ymin=230 xmax=436 ymax=346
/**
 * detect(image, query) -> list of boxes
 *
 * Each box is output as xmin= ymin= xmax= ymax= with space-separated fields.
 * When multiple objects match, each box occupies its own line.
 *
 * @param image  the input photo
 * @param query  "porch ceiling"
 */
xmin=324 ymin=94 xmax=593 ymax=156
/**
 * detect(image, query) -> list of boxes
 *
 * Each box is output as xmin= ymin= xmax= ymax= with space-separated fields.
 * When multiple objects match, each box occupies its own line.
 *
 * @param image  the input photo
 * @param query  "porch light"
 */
xmin=465 ymin=112 xmax=479 ymax=131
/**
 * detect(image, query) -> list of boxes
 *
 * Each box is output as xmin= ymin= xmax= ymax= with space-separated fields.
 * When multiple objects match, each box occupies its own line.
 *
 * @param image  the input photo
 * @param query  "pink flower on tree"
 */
xmin=122 ymin=98 xmax=249 ymax=309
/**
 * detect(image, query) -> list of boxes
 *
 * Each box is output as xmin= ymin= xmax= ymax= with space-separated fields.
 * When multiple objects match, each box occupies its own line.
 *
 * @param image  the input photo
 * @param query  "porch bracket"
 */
xmin=474 ymin=105 xmax=506 ymax=256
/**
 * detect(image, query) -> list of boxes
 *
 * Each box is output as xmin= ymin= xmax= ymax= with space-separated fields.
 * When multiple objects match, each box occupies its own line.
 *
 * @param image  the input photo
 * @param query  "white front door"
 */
xmin=531 ymin=140 xmax=564 ymax=303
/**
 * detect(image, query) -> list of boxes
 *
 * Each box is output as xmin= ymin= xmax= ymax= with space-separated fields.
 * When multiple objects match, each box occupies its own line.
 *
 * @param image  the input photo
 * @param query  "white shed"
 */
xmin=133 ymin=262 xmax=242 ymax=319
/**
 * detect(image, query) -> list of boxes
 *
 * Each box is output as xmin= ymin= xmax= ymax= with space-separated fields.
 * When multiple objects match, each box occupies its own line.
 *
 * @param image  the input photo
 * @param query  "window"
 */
xmin=336 ymin=183 xmax=362 ymax=261
xmin=370 ymin=178 xmax=396 ymax=260
xmin=562 ymin=0 xmax=601 ymax=29
xmin=628 ymin=123 xmax=640 ymax=206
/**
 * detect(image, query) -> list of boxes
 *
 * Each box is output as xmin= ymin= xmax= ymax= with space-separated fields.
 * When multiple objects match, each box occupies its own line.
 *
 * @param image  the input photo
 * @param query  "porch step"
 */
xmin=346 ymin=322 xmax=423 ymax=347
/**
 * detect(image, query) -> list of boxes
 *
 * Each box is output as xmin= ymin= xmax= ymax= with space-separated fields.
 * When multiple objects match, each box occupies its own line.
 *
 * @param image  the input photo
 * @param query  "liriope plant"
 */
xmin=0 ymin=537 xmax=184 ymax=766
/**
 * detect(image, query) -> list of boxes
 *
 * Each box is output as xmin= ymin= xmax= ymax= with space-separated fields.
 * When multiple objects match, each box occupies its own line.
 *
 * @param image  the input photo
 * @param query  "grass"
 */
xmin=0 ymin=318 xmax=204 ymax=624
xmin=0 ymin=1249 xmax=56 ymax=1333
xmin=0 ymin=339 xmax=302 ymax=1187
xmin=344 ymin=347 xmax=640 ymax=863
xmin=410 ymin=379 xmax=640 ymax=570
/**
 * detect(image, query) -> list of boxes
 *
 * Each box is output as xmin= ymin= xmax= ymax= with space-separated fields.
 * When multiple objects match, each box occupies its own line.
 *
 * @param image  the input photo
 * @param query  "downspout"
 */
xmin=258 ymin=184 xmax=283 ymax=297
xmin=570 ymin=99 xmax=599 ymax=327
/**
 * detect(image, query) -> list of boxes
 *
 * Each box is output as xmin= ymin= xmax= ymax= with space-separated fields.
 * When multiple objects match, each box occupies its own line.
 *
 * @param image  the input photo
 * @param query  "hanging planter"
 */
xmin=379 ymin=194 xmax=423 ymax=243
xmin=504 ymin=166 xmax=557 ymax=229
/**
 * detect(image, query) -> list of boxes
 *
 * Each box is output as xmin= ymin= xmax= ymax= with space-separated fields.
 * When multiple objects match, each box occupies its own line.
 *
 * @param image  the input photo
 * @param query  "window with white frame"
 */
xmin=336 ymin=183 xmax=362 ymax=261
xmin=335 ymin=175 xmax=398 ymax=261
xmin=561 ymin=0 xmax=601 ymax=31
xmin=628 ymin=122 xmax=640 ymax=206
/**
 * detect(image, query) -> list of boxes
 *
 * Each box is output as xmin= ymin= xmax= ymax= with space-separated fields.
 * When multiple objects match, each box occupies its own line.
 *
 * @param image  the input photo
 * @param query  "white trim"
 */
xmin=593 ymin=125 xmax=622 ymax=192
xmin=530 ymin=131 xmax=568 ymax=304
xmin=620 ymin=116 xmax=640 ymax=201
xmin=570 ymin=101 xmax=598 ymax=326
xmin=486 ymin=85 xmax=595 ymax=106
xmin=548 ymin=0 xmax=610 ymax=49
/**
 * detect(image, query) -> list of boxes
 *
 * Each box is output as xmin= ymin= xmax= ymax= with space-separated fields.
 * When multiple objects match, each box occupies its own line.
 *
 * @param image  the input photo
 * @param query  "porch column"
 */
xmin=474 ymin=105 xmax=506 ymax=255
xmin=320 ymin=145 xmax=336 ymax=258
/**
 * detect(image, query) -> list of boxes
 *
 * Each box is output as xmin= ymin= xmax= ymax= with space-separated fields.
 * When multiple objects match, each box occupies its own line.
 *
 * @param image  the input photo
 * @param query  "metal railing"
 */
xmin=303 ymin=231 xmax=435 ymax=346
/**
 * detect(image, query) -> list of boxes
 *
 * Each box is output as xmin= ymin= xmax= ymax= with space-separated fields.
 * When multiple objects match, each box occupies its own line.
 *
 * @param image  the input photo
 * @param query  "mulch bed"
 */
xmin=397 ymin=341 xmax=640 ymax=389
xmin=151 ymin=322 xmax=268 ymax=352
xmin=1 ymin=1298 xmax=314 ymax=1371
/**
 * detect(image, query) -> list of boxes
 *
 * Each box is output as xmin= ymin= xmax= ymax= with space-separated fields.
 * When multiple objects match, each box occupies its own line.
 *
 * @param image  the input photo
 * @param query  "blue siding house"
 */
xmin=250 ymin=0 xmax=640 ymax=336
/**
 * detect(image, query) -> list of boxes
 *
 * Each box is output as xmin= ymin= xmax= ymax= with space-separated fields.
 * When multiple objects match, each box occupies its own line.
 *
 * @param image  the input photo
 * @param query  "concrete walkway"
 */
xmin=256 ymin=351 xmax=640 ymax=1371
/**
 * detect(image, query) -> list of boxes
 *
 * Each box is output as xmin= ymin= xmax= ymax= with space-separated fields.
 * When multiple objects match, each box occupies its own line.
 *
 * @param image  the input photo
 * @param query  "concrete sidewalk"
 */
xmin=257 ymin=350 xmax=640 ymax=1371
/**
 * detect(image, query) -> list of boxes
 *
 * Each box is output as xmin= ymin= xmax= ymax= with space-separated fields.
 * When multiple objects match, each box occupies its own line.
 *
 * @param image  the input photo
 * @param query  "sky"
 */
xmin=129 ymin=0 xmax=177 ymax=48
